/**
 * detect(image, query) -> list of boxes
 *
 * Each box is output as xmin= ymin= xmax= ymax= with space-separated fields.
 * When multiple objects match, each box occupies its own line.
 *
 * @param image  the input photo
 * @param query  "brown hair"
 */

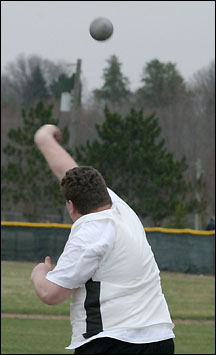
xmin=60 ymin=166 xmax=112 ymax=215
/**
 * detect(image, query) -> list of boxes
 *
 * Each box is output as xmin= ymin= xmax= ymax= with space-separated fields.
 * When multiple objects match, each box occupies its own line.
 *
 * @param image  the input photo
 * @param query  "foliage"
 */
xmin=1 ymin=101 xmax=71 ymax=221
xmin=1 ymin=55 xmax=214 ymax=225
xmin=194 ymin=175 xmax=208 ymax=229
xmin=75 ymin=107 xmax=197 ymax=225
xmin=166 ymin=202 xmax=192 ymax=229
xmin=190 ymin=59 xmax=215 ymax=115
xmin=1 ymin=54 xmax=80 ymax=108
xmin=22 ymin=65 xmax=50 ymax=108
xmin=49 ymin=73 xmax=76 ymax=99
xmin=136 ymin=59 xmax=188 ymax=108
xmin=93 ymin=55 xmax=131 ymax=105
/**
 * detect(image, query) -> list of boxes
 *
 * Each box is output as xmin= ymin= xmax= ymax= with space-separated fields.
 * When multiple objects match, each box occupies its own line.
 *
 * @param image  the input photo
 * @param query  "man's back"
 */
xmin=58 ymin=188 xmax=174 ymax=348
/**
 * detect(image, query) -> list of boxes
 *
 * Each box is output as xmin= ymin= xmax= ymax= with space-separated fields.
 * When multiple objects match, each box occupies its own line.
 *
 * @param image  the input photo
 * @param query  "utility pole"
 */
xmin=63 ymin=59 xmax=82 ymax=224
xmin=69 ymin=58 xmax=82 ymax=149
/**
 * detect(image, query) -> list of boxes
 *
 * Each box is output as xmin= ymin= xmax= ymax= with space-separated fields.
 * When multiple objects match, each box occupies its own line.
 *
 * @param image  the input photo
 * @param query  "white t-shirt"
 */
xmin=46 ymin=188 xmax=175 ymax=350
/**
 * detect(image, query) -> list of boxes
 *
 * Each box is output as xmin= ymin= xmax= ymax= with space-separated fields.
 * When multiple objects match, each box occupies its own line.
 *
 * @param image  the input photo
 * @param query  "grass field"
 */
xmin=1 ymin=261 xmax=215 ymax=354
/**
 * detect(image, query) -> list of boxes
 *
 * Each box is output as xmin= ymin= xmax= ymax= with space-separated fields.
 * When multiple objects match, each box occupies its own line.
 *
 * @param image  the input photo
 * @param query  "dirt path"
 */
xmin=1 ymin=313 xmax=215 ymax=325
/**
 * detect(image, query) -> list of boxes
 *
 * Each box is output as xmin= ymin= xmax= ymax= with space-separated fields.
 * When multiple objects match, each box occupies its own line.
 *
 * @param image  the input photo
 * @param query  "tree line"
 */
xmin=1 ymin=54 xmax=215 ymax=228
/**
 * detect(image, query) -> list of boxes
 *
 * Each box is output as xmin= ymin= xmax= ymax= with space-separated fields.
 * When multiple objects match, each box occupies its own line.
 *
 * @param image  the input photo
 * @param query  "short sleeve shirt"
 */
xmin=46 ymin=189 xmax=119 ymax=288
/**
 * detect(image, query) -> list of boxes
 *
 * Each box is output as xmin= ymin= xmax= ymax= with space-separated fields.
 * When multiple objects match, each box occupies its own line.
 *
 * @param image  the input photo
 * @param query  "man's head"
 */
xmin=60 ymin=166 xmax=112 ymax=220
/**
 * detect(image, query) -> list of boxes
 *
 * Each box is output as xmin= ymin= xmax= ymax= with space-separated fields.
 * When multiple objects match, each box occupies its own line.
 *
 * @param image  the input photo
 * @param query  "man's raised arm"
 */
xmin=34 ymin=124 xmax=78 ymax=181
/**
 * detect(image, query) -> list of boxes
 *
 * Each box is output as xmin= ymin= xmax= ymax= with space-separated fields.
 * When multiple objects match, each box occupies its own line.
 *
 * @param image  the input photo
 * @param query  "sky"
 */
xmin=1 ymin=1 xmax=215 ymax=99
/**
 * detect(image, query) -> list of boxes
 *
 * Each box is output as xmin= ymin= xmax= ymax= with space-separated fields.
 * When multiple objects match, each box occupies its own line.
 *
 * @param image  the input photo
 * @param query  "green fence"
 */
xmin=1 ymin=222 xmax=215 ymax=274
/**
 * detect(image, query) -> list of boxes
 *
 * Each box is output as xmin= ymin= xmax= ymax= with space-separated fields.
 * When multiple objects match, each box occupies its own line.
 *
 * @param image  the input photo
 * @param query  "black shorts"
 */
xmin=74 ymin=337 xmax=175 ymax=354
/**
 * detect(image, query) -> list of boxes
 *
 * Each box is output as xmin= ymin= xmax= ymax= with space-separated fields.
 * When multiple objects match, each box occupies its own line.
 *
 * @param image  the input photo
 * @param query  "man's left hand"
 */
xmin=30 ymin=256 xmax=52 ymax=282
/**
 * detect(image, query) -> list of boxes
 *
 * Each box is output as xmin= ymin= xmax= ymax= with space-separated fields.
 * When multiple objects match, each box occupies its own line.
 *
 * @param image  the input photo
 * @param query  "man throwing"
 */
xmin=31 ymin=124 xmax=175 ymax=354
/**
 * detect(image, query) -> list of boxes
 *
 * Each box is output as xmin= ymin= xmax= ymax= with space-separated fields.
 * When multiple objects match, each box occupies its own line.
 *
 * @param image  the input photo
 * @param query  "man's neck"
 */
xmin=72 ymin=203 xmax=112 ymax=222
xmin=91 ymin=203 xmax=112 ymax=213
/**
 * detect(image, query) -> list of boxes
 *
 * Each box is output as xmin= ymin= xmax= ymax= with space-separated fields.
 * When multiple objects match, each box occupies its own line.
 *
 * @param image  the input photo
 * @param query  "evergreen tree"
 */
xmin=136 ymin=59 xmax=188 ymax=109
xmin=22 ymin=66 xmax=50 ymax=108
xmin=1 ymin=54 xmax=74 ymax=108
xmin=93 ymin=55 xmax=130 ymax=106
xmin=49 ymin=73 xmax=76 ymax=99
xmin=75 ymin=107 xmax=196 ymax=226
xmin=1 ymin=101 xmax=71 ymax=221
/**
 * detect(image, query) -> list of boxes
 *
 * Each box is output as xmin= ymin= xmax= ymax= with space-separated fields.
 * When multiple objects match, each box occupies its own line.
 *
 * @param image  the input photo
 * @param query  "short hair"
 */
xmin=60 ymin=166 xmax=112 ymax=215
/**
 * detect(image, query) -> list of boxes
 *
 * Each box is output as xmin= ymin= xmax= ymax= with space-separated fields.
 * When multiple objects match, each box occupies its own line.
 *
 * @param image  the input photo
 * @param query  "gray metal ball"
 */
xmin=89 ymin=17 xmax=113 ymax=41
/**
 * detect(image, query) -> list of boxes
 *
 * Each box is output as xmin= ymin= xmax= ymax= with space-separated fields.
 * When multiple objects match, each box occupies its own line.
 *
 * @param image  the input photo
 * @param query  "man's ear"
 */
xmin=67 ymin=200 xmax=75 ymax=214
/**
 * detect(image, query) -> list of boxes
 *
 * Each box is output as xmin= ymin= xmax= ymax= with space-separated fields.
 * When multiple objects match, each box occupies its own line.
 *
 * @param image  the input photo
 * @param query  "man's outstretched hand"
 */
xmin=33 ymin=124 xmax=78 ymax=181
xmin=34 ymin=124 xmax=62 ymax=147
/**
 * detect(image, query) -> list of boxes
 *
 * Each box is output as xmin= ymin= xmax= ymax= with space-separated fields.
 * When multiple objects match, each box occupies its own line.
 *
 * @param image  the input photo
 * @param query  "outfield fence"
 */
xmin=1 ymin=222 xmax=215 ymax=274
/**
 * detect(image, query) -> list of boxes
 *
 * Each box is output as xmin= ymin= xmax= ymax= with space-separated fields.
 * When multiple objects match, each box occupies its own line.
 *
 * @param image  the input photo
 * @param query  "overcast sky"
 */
xmin=1 ymin=1 xmax=215 ymax=98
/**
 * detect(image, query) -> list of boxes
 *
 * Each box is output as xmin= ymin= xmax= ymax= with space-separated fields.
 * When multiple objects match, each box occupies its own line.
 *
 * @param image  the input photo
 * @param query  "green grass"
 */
xmin=1 ymin=261 xmax=215 ymax=319
xmin=1 ymin=319 xmax=215 ymax=354
xmin=1 ymin=261 xmax=71 ymax=316
xmin=1 ymin=261 xmax=215 ymax=354
xmin=160 ymin=271 xmax=215 ymax=320
xmin=1 ymin=318 xmax=72 ymax=354
xmin=174 ymin=323 xmax=215 ymax=354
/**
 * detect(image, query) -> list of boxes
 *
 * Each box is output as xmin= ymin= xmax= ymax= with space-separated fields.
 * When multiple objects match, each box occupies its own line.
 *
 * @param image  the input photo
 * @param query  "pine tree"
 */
xmin=22 ymin=66 xmax=50 ymax=108
xmin=136 ymin=59 xmax=188 ymax=109
xmin=75 ymin=107 xmax=197 ymax=226
xmin=93 ymin=55 xmax=130 ymax=106
xmin=49 ymin=73 xmax=76 ymax=99
xmin=1 ymin=101 xmax=71 ymax=222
